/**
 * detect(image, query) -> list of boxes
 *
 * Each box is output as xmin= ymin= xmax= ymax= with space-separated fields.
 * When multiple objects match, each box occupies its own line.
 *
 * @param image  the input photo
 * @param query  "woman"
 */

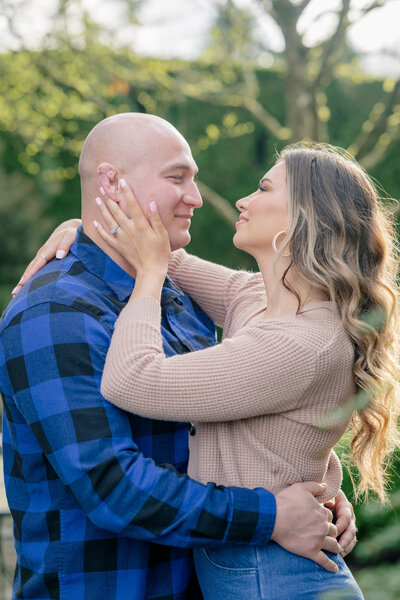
xmin=16 ymin=143 xmax=399 ymax=599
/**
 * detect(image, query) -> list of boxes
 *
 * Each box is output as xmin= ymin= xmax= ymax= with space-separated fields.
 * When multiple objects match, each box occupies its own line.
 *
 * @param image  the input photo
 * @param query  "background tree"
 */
xmin=174 ymin=0 xmax=400 ymax=215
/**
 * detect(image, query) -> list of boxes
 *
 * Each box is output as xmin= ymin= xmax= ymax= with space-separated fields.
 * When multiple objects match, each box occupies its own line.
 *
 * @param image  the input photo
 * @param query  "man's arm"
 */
xmin=1 ymin=302 xmax=274 ymax=548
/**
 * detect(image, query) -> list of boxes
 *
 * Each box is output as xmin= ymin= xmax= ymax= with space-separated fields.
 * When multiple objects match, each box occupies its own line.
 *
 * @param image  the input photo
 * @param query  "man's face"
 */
xmin=122 ymin=133 xmax=202 ymax=251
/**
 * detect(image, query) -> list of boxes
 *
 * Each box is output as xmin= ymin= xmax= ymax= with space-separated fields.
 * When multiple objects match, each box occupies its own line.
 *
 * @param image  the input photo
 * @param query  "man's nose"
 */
xmin=182 ymin=184 xmax=203 ymax=208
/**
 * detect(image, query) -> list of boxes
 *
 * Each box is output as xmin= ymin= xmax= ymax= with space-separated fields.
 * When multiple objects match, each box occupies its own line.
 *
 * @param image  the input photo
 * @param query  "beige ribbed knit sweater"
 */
xmin=102 ymin=250 xmax=356 ymax=501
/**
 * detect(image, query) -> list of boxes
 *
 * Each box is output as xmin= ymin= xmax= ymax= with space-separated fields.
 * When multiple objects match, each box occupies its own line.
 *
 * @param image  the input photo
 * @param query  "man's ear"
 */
xmin=97 ymin=162 xmax=121 ymax=202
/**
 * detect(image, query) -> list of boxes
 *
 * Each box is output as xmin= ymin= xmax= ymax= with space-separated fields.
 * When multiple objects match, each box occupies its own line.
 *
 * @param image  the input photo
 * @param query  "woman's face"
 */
xmin=233 ymin=161 xmax=289 ymax=257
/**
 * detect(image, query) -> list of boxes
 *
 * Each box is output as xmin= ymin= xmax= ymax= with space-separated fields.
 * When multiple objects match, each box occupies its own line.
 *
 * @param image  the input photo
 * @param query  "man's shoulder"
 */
xmin=1 ymin=255 xmax=120 ymax=335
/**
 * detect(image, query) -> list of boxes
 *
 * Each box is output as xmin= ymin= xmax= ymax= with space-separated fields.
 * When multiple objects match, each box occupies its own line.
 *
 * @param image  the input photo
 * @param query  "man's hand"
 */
xmin=328 ymin=490 xmax=357 ymax=557
xmin=271 ymin=482 xmax=341 ymax=573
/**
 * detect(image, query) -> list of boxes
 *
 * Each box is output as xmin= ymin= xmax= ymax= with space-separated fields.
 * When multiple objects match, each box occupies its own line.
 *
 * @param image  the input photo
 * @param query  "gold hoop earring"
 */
xmin=272 ymin=230 xmax=290 ymax=257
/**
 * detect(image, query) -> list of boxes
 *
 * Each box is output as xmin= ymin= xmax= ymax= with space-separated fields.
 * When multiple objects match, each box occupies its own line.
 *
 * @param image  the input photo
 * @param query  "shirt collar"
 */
xmin=70 ymin=226 xmax=184 ymax=303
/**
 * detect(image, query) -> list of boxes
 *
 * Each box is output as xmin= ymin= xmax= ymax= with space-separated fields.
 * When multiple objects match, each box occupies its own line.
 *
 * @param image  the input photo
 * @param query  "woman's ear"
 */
xmin=97 ymin=162 xmax=121 ymax=202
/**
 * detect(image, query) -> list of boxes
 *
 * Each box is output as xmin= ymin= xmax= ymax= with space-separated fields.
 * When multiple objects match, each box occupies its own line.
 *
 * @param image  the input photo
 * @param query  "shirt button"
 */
xmin=189 ymin=423 xmax=196 ymax=436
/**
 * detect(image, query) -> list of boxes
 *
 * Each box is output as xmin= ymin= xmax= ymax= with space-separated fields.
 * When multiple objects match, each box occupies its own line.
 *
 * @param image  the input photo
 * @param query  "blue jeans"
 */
xmin=193 ymin=542 xmax=364 ymax=600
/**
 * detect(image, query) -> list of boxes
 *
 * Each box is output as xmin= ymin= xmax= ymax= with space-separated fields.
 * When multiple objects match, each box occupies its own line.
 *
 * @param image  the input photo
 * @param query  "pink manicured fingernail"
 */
xmin=11 ymin=286 xmax=18 ymax=295
xmin=95 ymin=197 xmax=102 ymax=206
xmin=99 ymin=186 xmax=105 ymax=196
xmin=56 ymin=250 xmax=66 ymax=259
xmin=93 ymin=220 xmax=98 ymax=228
xmin=120 ymin=178 xmax=126 ymax=188
xmin=150 ymin=201 xmax=157 ymax=213
xmin=18 ymin=277 xmax=24 ymax=285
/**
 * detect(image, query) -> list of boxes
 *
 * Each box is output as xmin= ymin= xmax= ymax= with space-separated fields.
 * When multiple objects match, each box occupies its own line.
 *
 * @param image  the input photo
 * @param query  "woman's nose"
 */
xmin=236 ymin=195 xmax=250 ymax=211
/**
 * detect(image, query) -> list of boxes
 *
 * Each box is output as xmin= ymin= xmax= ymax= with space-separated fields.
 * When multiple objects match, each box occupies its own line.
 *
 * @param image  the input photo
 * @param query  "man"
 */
xmin=1 ymin=113 xmax=354 ymax=600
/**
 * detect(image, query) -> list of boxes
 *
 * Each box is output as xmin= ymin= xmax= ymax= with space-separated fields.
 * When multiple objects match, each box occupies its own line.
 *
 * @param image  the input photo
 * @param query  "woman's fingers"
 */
xmin=339 ymin=531 xmax=357 ymax=557
xmin=54 ymin=227 xmax=79 ymax=259
xmin=119 ymin=178 xmax=147 ymax=223
xmin=331 ymin=489 xmax=357 ymax=556
xmin=12 ymin=221 xmax=80 ymax=295
xmin=334 ymin=490 xmax=354 ymax=536
xmin=12 ymin=253 xmax=47 ymax=295
xmin=95 ymin=183 xmax=136 ymax=236
xmin=95 ymin=196 xmax=122 ymax=234
xmin=93 ymin=220 xmax=120 ymax=250
xmin=104 ymin=196 xmax=134 ymax=232
xmin=148 ymin=202 xmax=170 ymax=245
xmin=338 ymin=520 xmax=357 ymax=557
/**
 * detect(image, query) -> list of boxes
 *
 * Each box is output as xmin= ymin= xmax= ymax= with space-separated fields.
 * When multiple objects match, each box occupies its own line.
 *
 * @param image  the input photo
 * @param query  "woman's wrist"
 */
xmin=130 ymin=268 xmax=166 ymax=303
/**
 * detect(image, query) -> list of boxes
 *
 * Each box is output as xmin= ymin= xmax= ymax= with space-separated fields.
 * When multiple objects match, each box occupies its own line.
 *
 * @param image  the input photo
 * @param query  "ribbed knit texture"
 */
xmin=102 ymin=249 xmax=356 ymax=501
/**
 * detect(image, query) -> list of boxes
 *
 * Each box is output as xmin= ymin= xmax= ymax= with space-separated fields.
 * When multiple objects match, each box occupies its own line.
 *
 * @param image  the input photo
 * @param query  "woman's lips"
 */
xmin=235 ymin=216 xmax=248 ymax=227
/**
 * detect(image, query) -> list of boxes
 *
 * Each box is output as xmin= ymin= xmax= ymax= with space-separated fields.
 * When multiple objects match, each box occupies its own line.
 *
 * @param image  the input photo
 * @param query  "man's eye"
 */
xmin=169 ymin=175 xmax=183 ymax=181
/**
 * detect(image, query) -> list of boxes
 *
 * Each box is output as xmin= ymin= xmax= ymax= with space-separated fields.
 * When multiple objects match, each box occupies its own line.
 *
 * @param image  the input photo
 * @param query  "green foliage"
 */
xmin=0 ymin=163 xmax=52 ymax=288
xmin=338 ymin=447 xmax=400 ymax=598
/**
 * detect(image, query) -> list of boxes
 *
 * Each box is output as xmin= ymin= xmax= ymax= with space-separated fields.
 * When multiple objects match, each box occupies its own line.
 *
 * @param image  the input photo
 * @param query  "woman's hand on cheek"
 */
xmin=94 ymin=179 xmax=171 ymax=277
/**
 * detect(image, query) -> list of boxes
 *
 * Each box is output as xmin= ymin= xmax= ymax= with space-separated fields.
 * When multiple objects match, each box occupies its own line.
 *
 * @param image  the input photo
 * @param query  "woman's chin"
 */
xmin=233 ymin=232 xmax=244 ymax=250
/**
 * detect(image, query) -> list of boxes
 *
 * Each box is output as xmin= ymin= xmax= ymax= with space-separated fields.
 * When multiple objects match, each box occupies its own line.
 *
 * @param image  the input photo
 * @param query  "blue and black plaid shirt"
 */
xmin=0 ymin=227 xmax=276 ymax=600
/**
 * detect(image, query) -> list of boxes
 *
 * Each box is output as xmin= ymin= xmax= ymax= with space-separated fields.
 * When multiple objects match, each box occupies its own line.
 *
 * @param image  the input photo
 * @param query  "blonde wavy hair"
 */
xmin=277 ymin=142 xmax=400 ymax=502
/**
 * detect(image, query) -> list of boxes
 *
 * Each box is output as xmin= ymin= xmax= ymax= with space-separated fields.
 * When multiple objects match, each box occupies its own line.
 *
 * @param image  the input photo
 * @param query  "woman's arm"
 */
xmin=101 ymin=295 xmax=316 ymax=422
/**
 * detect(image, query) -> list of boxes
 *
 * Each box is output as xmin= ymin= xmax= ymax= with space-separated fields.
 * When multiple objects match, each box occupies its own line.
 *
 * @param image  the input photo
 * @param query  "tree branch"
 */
xmin=242 ymin=69 xmax=286 ymax=137
xmin=197 ymin=181 xmax=237 ymax=225
xmin=351 ymin=79 xmax=400 ymax=161
xmin=0 ymin=0 xmax=28 ymax=47
xmin=175 ymin=68 xmax=285 ymax=139
xmin=358 ymin=116 xmax=400 ymax=170
xmin=35 ymin=51 xmax=113 ymax=115
xmin=357 ymin=0 xmax=389 ymax=17
xmin=243 ymin=97 xmax=285 ymax=138
xmin=312 ymin=0 xmax=351 ymax=91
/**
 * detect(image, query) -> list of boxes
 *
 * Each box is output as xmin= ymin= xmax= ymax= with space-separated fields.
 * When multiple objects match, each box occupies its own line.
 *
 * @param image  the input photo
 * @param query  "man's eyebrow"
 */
xmin=161 ymin=163 xmax=199 ymax=174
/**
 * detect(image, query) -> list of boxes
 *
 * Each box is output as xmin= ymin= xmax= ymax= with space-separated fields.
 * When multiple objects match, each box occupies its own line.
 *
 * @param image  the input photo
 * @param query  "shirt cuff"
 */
xmin=226 ymin=487 xmax=276 ymax=545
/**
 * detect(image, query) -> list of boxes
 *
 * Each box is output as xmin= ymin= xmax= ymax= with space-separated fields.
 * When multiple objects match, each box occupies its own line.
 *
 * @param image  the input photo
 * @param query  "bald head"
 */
xmin=79 ymin=111 xmax=201 ymax=261
xmin=79 ymin=113 xmax=189 ymax=194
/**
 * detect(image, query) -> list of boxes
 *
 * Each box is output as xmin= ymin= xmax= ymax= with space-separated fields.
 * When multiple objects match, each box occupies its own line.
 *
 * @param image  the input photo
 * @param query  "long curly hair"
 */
xmin=277 ymin=142 xmax=399 ymax=502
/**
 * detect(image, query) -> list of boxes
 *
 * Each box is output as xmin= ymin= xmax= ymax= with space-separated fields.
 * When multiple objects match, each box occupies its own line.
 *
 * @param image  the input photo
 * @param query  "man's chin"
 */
xmin=170 ymin=232 xmax=191 ymax=252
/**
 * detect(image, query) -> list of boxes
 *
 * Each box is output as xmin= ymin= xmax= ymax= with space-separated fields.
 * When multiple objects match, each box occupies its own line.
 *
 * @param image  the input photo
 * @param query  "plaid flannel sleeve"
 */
xmin=1 ymin=302 xmax=276 ymax=547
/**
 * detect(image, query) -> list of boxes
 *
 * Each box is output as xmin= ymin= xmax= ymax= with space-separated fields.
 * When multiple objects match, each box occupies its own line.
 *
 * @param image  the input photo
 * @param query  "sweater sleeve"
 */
xmin=168 ymin=249 xmax=260 ymax=328
xmin=101 ymin=296 xmax=316 ymax=423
